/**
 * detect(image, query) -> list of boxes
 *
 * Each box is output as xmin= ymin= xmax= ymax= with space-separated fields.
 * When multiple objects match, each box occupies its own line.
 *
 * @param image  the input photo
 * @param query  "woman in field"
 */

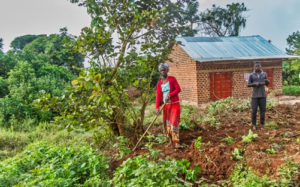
xmin=156 ymin=63 xmax=181 ymax=149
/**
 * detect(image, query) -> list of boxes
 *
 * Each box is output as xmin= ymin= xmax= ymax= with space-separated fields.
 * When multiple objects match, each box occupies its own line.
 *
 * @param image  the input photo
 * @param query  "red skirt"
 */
xmin=163 ymin=103 xmax=180 ymax=143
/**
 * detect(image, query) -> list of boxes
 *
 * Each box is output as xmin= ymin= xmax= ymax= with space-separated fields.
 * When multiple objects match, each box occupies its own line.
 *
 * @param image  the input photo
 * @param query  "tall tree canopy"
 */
xmin=0 ymin=29 xmax=83 ymax=129
xmin=200 ymin=3 xmax=247 ymax=36
xmin=181 ymin=0 xmax=201 ymax=36
xmin=39 ymin=0 xmax=186 ymax=141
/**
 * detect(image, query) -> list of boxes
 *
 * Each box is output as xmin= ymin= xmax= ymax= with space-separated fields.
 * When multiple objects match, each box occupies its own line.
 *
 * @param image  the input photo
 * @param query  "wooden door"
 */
xmin=210 ymin=72 xmax=232 ymax=101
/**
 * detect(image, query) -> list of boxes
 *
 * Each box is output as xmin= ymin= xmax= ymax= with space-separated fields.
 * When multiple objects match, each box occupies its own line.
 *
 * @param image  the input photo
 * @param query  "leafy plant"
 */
xmin=229 ymin=163 xmax=276 ymax=186
xmin=179 ymin=106 xmax=194 ymax=130
xmin=0 ymin=142 xmax=110 ymax=187
xmin=113 ymin=136 xmax=131 ymax=159
xmin=265 ymin=148 xmax=276 ymax=154
xmin=222 ymin=136 xmax=235 ymax=145
xmin=265 ymin=121 xmax=279 ymax=129
xmin=155 ymin=133 xmax=168 ymax=144
xmin=242 ymin=129 xmax=258 ymax=143
xmin=230 ymin=148 xmax=244 ymax=161
xmin=112 ymin=156 xmax=200 ymax=186
xmin=277 ymin=159 xmax=299 ymax=186
xmin=194 ymin=136 xmax=203 ymax=149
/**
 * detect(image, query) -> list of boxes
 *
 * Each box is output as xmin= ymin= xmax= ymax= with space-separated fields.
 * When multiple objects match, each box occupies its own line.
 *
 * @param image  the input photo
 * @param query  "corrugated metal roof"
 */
xmin=176 ymin=35 xmax=298 ymax=62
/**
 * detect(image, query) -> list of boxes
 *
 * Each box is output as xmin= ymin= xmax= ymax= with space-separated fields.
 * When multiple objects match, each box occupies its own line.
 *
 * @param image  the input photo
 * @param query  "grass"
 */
xmin=283 ymin=85 xmax=300 ymax=96
xmin=0 ymin=122 xmax=108 ymax=161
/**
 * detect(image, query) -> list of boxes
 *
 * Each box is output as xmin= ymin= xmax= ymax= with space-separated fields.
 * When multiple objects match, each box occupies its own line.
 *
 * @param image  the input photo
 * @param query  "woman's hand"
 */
xmin=156 ymin=109 xmax=160 ymax=116
xmin=165 ymin=94 xmax=170 ymax=103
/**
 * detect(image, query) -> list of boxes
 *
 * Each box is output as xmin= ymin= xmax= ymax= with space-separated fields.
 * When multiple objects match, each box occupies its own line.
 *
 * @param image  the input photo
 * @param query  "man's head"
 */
xmin=158 ymin=63 xmax=169 ymax=78
xmin=254 ymin=62 xmax=262 ymax=73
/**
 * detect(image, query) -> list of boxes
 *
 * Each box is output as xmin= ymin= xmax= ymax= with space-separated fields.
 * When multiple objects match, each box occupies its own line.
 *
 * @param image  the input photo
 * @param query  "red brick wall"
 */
xmin=168 ymin=45 xmax=283 ymax=104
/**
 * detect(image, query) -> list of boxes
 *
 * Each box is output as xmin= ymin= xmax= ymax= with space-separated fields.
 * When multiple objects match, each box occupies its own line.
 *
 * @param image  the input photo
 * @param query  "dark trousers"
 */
xmin=251 ymin=97 xmax=266 ymax=126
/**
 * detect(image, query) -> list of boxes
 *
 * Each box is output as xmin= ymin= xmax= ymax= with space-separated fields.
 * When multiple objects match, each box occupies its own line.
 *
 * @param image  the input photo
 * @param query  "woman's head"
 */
xmin=158 ymin=63 xmax=169 ymax=78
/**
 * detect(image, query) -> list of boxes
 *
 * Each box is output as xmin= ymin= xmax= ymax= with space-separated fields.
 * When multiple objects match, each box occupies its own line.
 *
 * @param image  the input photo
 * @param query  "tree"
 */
xmin=200 ymin=3 xmax=247 ymax=36
xmin=39 ymin=0 xmax=185 ymax=142
xmin=0 ymin=38 xmax=3 ymax=50
xmin=182 ymin=0 xmax=201 ymax=36
xmin=283 ymin=31 xmax=300 ymax=86
xmin=10 ymin=35 xmax=44 ymax=51
xmin=286 ymin=31 xmax=300 ymax=55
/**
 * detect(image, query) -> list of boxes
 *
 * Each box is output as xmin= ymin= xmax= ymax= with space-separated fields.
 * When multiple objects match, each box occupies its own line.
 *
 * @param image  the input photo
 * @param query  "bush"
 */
xmin=0 ymin=142 xmax=110 ymax=187
xmin=283 ymin=85 xmax=300 ymax=96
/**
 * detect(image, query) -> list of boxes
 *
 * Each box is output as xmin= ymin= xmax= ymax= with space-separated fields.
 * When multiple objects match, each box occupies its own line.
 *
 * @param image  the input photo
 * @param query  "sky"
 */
xmin=0 ymin=0 xmax=300 ymax=53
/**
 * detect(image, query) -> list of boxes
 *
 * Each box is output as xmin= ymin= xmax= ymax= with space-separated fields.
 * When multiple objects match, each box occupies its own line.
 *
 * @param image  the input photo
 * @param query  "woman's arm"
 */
xmin=169 ymin=77 xmax=181 ymax=98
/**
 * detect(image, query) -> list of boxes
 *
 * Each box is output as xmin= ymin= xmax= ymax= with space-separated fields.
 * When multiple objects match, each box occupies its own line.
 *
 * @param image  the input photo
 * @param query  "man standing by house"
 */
xmin=247 ymin=62 xmax=270 ymax=130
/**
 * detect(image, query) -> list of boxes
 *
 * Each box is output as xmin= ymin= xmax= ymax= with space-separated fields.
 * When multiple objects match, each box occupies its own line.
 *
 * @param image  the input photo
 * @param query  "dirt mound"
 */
xmin=110 ymin=103 xmax=300 ymax=184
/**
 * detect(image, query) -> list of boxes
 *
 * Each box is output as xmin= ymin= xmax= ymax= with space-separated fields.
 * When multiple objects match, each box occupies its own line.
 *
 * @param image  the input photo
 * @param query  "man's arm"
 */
xmin=247 ymin=74 xmax=259 ymax=87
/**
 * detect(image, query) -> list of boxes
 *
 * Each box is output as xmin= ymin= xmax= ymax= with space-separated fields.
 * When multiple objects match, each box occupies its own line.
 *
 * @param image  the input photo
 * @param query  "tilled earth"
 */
xmin=110 ymin=103 xmax=300 ymax=184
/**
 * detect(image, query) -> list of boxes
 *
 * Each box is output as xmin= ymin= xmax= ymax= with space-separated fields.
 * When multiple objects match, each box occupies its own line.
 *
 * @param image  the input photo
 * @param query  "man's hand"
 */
xmin=254 ymin=82 xmax=260 ymax=86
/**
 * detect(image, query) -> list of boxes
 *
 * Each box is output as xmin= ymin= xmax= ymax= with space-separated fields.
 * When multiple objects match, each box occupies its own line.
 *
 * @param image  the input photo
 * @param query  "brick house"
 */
xmin=167 ymin=35 xmax=294 ymax=105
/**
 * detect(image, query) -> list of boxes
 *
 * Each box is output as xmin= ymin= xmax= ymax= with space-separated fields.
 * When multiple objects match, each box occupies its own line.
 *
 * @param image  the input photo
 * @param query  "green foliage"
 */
xmin=222 ymin=136 xmax=235 ymax=145
xmin=208 ymin=97 xmax=234 ymax=116
xmin=230 ymin=148 xmax=244 ymax=161
xmin=277 ymin=159 xmax=299 ymax=186
xmin=40 ymin=0 xmax=186 ymax=139
xmin=286 ymin=30 xmax=300 ymax=55
xmin=265 ymin=121 xmax=279 ymax=129
xmin=113 ymin=136 xmax=131 ymax=159
xmin=0 ymin=142 xmax=110 ymax=187
xmin=180 ymin=106 xmax=194 ymax=130
xmin=181 ymin=0 xmax=201 ymax=36
xmin=200 ymin=3 xmax=247 ymax=36
xmin=283 ymin=85 xmax=300 ymax=95
xmin=265 ymin=148 xmax=276 ymax=154
xmin=112 ymin=156 xmax=200 ymax=186
xmin=229 ymin=163 xmax=276 ymax=186
xmin=0 ymin=77 xmax=8 ymax=97
xmin=242 ymin=130 xmax=258 ymax=143
xmin=0 ymin=50 xmax=18 ymax=78
xmin=194 ymin=136 xmax=202 ymax=149
xmin=0 ymin=128 xmax=29 ymax=160
xmin=296 ymin=138 xmax=300 ymax=144
xmin=10 ymin=34 xmax=44 ymax=51
xmin=283 ymin=60 xmax=300 ymax=86
xmin=155 ymin=133 xmax=168 ymax=144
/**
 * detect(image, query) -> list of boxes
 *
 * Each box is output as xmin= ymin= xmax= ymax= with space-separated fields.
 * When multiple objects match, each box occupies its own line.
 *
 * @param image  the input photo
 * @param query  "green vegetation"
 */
xmin=230 ymin=148 xmax=244 ymax=161
xmin=222 ymin=136 xmax=235 ymax=145
xmin=242 ymin=130 xmax=258 ymax=143
xmin=283 ymin=85 xmax=300 ymax=96
xmin=0 ymin=142 xmax=110 ymax=187
xmin=265 ymin=121 xmax=279 ymax=129
xmin=265 ymin=148 xmax=276 ymax=154
xmin=112 ymin=156 xmax=200 ymax=186
xmin=194 ymin=136 xmax=203 ymax=149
